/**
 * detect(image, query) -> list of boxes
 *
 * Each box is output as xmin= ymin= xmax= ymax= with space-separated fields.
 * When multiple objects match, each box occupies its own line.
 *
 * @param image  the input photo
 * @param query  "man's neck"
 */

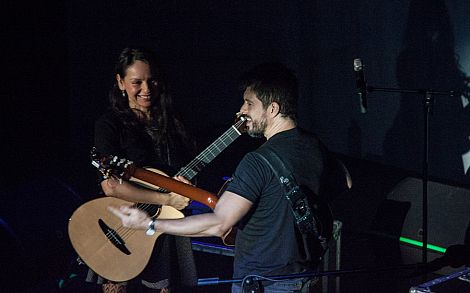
xmin=264 ymin=117 xmax=296 ymax=140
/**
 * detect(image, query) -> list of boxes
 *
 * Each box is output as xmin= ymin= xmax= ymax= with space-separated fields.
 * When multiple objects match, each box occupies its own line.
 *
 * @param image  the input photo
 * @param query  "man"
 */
xmin=109 ymin=63 xmax=331 ymax=292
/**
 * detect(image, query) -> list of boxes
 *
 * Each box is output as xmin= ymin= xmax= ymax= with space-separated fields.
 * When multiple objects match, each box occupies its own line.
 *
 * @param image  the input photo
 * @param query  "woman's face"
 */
xmin=117 ymin=60 xmax=157 ymax=113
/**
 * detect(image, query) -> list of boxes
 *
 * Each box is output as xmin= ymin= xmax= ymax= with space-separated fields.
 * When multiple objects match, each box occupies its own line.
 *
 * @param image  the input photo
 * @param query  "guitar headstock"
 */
xmin=90 ymin=147 xmax=135 ymax=180
xmin=235 ymin=113 xmax=250 ymax=133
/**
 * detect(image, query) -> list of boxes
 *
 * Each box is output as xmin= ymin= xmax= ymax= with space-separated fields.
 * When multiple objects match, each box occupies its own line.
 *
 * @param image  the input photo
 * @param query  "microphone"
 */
xmin=353 ymin=58 xmax=368 ymax=113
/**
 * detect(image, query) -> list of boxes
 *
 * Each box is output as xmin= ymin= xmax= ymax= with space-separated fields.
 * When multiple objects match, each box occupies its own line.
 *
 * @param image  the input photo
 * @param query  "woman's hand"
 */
xmin=166 ymin=175 xmax=193 ymax=210
xmin=166 ymin=193 xmax=190 ymax=210
xmin=173 ymin=175 xmax=192 ymax=185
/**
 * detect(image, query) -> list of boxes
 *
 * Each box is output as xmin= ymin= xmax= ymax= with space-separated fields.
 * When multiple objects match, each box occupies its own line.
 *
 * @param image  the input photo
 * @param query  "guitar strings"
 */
xmin=108 ymin=203 xmax=150 ymax=241
xmin=175 ymin=118 xmax=245 ymax=179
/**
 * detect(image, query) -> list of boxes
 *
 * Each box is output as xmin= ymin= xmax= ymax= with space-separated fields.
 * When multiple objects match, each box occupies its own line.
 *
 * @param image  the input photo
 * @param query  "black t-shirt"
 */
xmin=92 ymin=110 xmax=198 ymax=286
xmin=94 ymin=110 xmax=187 ymax=176
xmin=225 ymin=127 xmax=326 ymax=278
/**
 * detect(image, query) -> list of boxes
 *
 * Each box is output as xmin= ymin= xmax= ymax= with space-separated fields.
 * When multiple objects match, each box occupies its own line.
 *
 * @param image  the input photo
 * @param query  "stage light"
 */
xmin=399 ymin=236 xmax=447 ymax=253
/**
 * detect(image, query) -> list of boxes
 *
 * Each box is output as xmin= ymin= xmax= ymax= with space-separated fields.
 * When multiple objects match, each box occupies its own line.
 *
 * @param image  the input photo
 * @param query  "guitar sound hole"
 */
xmin=98 ymin=219 xmax=131 ymax=255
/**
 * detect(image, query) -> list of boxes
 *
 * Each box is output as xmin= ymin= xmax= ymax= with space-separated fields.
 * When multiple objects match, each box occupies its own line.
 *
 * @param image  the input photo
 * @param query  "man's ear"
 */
xmin=116 ymin=74 xmax=125 ymax=90
xmin=270 ymin=102 xmax=280 ymax=117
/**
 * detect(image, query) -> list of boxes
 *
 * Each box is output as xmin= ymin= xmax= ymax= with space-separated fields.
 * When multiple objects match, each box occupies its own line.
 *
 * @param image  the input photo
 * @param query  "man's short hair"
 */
xmin=240 ymin=62 xmax=298 ymax=121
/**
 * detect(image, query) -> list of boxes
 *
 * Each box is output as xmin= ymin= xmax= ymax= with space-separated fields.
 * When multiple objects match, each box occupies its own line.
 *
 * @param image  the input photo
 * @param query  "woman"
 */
xmin=89 ymin=47 xmax=197 ymax=293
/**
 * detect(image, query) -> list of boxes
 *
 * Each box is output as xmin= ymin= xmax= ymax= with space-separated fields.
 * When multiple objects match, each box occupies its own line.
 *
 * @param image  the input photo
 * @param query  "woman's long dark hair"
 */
xmin=109 ymin=47 xmax=194 ymax=165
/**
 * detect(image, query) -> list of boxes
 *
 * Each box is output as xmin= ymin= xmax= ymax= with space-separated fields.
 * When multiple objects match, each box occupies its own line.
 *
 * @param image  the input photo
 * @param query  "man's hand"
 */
xmin=107 ymin=205 xmax=151 ymax=230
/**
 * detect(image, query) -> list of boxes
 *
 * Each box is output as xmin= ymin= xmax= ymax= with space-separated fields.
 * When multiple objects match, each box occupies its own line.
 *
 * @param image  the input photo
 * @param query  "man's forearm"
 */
xmin=155 ymin=213 xmax=230 ymax=238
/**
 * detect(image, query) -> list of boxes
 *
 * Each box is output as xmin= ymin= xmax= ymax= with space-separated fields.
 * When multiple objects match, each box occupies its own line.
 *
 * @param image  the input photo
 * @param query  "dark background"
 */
xmin=2 ymin=0 xmax=469 ymax=192
xmin=1 ymin=1 xmax=469 ymax=292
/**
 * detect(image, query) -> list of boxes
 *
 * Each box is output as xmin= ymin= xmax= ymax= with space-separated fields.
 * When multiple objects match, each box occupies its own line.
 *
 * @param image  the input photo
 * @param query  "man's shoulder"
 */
xmin=265 ymin=128 xmax=323 ymax=151
xmin=296 ymin=127 xmax=321 ymax=141
xmin=242 ymin=149 xmax=268 ymax=164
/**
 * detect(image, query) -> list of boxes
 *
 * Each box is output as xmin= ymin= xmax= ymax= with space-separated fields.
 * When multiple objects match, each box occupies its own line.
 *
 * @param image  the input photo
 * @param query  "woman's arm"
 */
xmin=101 ymin=179 xmax=190 ymax=210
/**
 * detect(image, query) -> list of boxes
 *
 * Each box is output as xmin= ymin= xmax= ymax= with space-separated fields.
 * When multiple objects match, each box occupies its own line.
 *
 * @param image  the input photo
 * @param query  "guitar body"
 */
xmin=68 ymin=197 xmax=183 ymax=282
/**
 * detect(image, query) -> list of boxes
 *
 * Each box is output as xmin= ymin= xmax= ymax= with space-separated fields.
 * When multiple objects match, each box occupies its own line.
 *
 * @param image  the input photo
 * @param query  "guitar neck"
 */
xmin=132 ymin=167 xmax=218 ymax=209
xmin=175 ymin=119 xmax=245 ymax=180
xmin=93 ymin=117 xmax=246 ymax=211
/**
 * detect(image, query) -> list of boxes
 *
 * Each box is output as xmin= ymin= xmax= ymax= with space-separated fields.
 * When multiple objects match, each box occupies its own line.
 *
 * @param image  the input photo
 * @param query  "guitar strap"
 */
xmin=256 ymin=146 xmax=328 ymax=254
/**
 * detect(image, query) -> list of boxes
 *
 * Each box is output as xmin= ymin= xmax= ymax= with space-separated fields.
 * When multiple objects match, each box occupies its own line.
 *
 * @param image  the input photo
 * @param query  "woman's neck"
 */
xmin=132 ymin=108 xmax=151 ymax=122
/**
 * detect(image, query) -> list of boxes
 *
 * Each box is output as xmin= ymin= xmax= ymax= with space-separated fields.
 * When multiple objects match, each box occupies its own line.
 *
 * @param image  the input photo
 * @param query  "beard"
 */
xmin=247 ymin=116 xmax=267 ymax=138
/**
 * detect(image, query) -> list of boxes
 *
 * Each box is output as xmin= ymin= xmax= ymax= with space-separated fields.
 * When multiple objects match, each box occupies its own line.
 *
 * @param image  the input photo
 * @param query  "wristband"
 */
xmin=146 ymin=219 xmax=156 ymax=236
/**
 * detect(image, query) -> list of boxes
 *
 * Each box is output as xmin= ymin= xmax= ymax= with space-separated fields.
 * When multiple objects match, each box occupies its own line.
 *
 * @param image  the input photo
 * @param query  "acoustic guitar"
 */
xmin=68 ymin=116 xmax=247 ymax=282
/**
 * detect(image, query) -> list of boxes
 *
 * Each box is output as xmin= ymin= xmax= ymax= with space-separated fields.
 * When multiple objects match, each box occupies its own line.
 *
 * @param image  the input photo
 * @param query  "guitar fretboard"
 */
xmin=175 ymin=118 xmax=246 ymax=180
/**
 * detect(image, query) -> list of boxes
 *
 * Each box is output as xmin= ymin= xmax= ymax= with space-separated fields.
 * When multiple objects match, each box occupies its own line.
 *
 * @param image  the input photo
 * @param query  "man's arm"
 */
xmin=108 ymin=190 xmax=252 ymax=238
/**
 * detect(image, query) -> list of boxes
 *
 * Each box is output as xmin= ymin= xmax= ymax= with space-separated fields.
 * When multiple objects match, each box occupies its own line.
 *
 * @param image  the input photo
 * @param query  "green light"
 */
xmin=399 ymin=237 xmax=447 ymax=253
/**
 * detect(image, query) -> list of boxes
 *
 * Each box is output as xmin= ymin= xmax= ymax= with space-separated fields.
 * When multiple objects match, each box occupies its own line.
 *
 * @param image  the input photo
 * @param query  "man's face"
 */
xmin=239 ymin=87 xmax=268 ymax=138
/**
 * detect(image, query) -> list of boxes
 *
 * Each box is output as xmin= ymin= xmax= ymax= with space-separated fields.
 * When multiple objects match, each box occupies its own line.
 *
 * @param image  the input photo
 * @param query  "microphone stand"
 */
xmin=365 ymin=85 xmax=456 ymax=265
